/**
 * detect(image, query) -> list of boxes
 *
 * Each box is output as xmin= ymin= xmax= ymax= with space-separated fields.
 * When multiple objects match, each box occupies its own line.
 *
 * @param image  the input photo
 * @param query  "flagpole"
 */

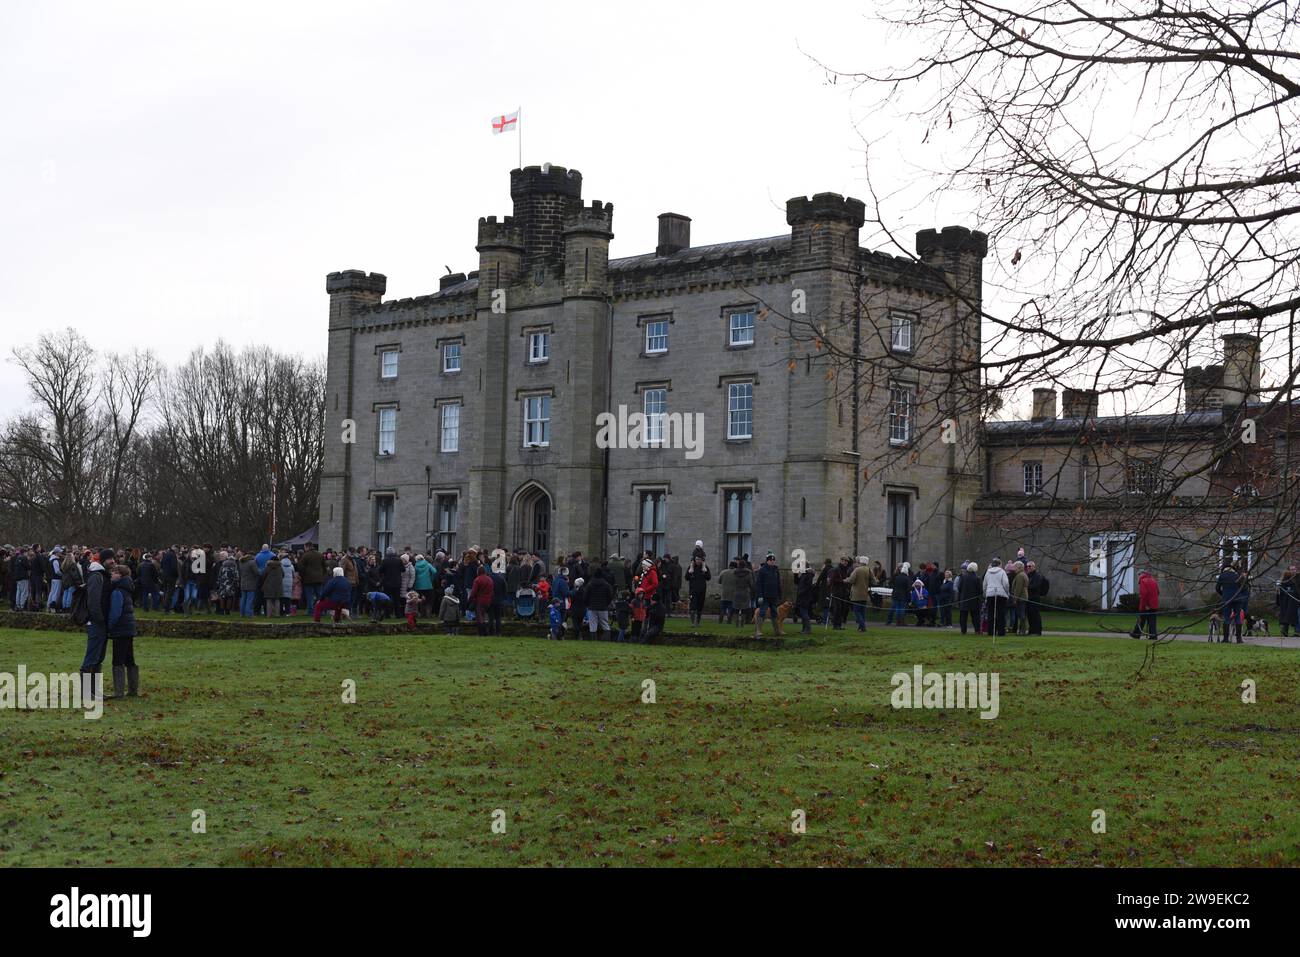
xmin=518 ymin=105 xmax=522 ymax=168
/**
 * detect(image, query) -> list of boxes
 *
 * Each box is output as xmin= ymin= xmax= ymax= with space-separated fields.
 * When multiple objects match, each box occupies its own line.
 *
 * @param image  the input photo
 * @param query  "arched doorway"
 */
xmin=511 ymin=482 xmax=554 ymax=561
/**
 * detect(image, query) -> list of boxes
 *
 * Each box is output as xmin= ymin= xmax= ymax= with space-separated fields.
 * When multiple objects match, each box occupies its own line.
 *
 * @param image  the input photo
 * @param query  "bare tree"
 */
xmin=0 ymin=334 xmax=322 ymax=547
xmin=1 ymin=330 xmax=103 ymax=539
xmin=779 ymin=0 xmax=1300 ymax=610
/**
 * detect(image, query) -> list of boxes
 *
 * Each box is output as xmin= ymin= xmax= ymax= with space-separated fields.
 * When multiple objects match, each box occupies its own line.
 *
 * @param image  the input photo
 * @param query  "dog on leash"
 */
xmin=1207 ymin=613 xmax=1221 ymax=643
xmin=1245 ymin=615 xmax=1270 ymax=638
xmin=774 ymin=601 xmax=793 ymax=629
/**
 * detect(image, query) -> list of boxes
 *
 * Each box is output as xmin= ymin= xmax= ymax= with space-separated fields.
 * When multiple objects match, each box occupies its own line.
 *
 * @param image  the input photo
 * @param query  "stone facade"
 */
xmin=973 ymin=351 xmax=1298 ymax=610
xmin=319 ymin=165 xmax=986 ymax=569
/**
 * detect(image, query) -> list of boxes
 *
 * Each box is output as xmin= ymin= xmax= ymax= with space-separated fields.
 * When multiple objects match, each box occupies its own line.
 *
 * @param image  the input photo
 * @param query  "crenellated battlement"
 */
xmin=786 ymin=192 xmax=866 ymax=227
xmin=563 ymin=199 xmax=614 ymax=236
xmin=510 ymin=164 xmax=583 ymax=200
xmin=325 ymin=269 xmax=387 ymax=296
xmin=916 ymin=225 xmax=988 ymax=259
xmin=477 ymin=215 xmax=525 ymax=249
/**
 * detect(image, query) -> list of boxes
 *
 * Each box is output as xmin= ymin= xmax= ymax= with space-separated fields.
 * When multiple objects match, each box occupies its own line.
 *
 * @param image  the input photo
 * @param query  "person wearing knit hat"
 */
xmin=439 ymin=586 xmax=461 ymax=634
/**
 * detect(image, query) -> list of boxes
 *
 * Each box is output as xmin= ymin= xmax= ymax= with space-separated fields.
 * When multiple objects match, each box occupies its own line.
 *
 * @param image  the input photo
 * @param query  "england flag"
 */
xmin=492 ymin=110 xmax=519 ymax=134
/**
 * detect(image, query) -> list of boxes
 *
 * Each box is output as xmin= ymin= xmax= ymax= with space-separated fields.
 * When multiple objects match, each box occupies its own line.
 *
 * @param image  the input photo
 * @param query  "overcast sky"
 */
xmin=0 ymin=0 xmax=979 ymax=414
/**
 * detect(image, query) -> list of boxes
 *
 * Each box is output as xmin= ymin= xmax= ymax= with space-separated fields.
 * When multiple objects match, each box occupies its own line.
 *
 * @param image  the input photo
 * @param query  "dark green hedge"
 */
xmin=0 ymin=611 xmax=812 ymax=651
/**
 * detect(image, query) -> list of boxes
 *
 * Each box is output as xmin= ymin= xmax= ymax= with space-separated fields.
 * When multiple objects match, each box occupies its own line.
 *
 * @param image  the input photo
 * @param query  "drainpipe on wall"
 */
xmin=852 ymin=260 xmax=862 ymax=555
xmin=425 ymin=465 xmax=432 ymax=553
xmin=945 ymin=298 xmax=957 ymax=565
xmin=602 ymin=301 xmax=613 ymax=551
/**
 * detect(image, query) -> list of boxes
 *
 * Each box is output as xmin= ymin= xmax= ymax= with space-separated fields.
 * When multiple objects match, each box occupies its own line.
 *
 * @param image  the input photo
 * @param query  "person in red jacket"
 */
xmin=1132 ymin=570 xmax=1159 ymax=640
xmin=469 ymin=564 xmax=495 ymax=636
xmin=635 ymin=558 xmax=659 ymax=602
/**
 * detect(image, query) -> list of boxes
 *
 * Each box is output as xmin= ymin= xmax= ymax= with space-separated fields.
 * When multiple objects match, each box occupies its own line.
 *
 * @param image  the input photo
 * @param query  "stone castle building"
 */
xmin=318 ymin=164 xmax=1294 ymax=609
xmin=319 ymin=165 xmax=986 ymax=571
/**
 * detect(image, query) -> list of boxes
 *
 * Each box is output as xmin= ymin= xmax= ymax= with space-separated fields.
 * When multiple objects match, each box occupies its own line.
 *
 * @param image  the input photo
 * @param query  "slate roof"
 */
xmin=610 ymin=234 xmax=791 ymax=271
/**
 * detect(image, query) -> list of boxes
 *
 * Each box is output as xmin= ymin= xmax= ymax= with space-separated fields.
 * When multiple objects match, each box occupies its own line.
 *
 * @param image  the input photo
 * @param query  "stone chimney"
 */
xmin=1031 ymin=388 xmax=1057 ymax=421
xmin=1061 ymin=388 xmax=1099 ymax=419
xmin=1220 ymin=333 xmax=1261 ymax=406
xmin=1183 ymin=365 xmax=1223 ymax=412
xmin=440 ymin=272 xmax=467 ymax=290
xmin=656 ymin=212 xmax=691 ymax=257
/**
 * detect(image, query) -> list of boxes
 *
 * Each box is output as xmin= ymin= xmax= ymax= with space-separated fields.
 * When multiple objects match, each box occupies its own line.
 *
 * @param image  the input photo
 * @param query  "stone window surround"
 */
xmin=637 ymin=312 xmax=673 ymax=357
xmin=521 ymin=323 xmax=554 ymax=365
xmin=436 ymin=397 xmax=463 ymax=454
xmin=887 ymin=379 xmax=916 ymax=448
xmin=718 ymin=373 xmax=757 ymax=442
xmin=438 ymin=336 xmax=464 ymax=375
xmin=722 ymin=301 xmax=759 ymax=350
xmin=889 ymin=308 xmax=918 ymax=355
xmin=372 ymin=401 xmax=399 ymax=459
xmin=375 ymin=342 xmax=401 ymax=382
xmin=518 ymin=387 xmax=555 ymax=449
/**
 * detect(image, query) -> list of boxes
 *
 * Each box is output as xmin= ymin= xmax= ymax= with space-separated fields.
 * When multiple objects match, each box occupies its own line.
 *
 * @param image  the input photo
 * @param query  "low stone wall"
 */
xmin=0 ymin=611 xmax=811 ymax=651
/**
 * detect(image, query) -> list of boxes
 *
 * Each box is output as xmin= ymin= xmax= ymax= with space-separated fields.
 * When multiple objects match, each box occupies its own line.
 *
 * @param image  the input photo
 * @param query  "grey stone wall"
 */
xmin=319 ymin=168 xmax=986 ymax=573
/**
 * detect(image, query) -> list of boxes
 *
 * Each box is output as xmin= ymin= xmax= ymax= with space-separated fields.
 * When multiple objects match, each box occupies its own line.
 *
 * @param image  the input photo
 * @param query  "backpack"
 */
xmin=69 ymin=587 xmax=90 ymax=626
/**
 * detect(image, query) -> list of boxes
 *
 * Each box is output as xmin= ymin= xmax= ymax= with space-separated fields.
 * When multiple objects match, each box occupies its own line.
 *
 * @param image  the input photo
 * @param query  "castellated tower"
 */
xmin=320 ymin=269 xmax=386 ymax=548
xmin=557 ymin=199 xmax=615 ymax=551
xmin=511 ymin=165 xmax=585 ymax=272
xmin=915 ymin=225 xmax=988 ymax=562
xmin=467 ymin=167 xmax=614 ymax=556
xmin=784 ymin=193 xmax=866 ymax=561
xmin=563 ymin=200 xmax=614 ymax=300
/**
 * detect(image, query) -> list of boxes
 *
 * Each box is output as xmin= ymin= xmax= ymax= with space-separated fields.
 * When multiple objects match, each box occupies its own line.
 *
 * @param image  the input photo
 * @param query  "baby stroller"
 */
xmin=514 ymin=588 xmax=537 ymax=620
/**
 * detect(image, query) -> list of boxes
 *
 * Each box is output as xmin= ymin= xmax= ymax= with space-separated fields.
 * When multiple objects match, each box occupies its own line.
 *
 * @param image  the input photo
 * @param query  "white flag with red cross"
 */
xmin=491 ymin=110 xmax=519 ymax=134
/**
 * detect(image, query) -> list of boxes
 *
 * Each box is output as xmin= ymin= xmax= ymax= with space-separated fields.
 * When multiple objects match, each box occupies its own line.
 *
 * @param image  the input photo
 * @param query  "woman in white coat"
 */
xmin=280 ymin=554 xmax=295 ymax=616
xmin=983 ymin=558 xmax=1011 ymax=636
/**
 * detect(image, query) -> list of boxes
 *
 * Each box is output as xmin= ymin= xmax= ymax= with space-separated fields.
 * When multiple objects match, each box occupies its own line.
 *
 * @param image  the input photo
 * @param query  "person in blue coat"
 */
xmin=313 ymin=567 xmax=353 ymax=622
xmin=551 ymin=569 xmax=571 ymax=606
xmin=909 ymin=578 xmax=931 ymax=627
xmin=106 ymin=564 xmax=140 ymax=698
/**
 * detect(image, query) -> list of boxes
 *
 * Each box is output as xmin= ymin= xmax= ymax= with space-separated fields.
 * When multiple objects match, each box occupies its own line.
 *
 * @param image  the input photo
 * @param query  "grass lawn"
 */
xmin=1 ymin=623 xmax=1296 ymax=867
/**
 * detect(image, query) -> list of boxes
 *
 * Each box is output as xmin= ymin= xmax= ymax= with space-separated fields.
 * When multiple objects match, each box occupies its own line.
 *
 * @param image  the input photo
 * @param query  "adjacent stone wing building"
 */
xmin=975 ymin=335 xmax=1298 ymax=610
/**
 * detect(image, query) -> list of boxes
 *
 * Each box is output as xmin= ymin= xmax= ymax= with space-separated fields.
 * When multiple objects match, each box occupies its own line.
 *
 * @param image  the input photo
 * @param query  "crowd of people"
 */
xmin=3 ymin=537 xmax=1291 ymax=702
